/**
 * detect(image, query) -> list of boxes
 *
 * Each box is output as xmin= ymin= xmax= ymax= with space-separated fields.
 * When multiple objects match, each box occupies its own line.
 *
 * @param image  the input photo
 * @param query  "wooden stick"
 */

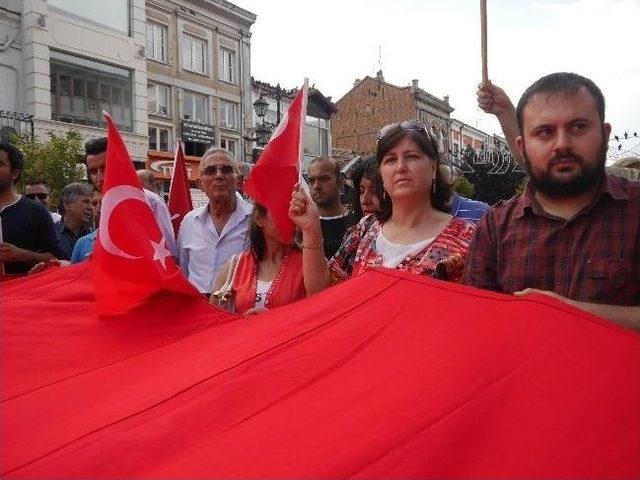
xmin=480 ymin=0 xmax=488 ymax=87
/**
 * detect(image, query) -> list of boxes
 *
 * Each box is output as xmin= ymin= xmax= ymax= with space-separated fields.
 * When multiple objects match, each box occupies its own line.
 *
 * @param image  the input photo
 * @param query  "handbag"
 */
xmin=211 ymin=254 xmax=241 ymax=313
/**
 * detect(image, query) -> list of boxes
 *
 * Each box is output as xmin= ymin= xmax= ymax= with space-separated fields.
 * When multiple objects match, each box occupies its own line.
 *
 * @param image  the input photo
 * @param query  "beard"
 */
xmin=0 ymin=177 xmax=13 ymax=194
xmin=523 ymin=136 xmax=607 ymax=198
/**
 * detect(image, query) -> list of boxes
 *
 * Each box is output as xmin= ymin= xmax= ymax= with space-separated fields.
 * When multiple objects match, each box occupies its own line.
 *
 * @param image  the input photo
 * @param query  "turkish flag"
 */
xmin=2 ymin=266 xmax=639 ymax=478
xmin=244 ymin=80 xmax=308 ymax=242
xmin=92 ymin=114 xmax=199 ymax=315
xmin=168 ymin=140 xmax=192 ymax=237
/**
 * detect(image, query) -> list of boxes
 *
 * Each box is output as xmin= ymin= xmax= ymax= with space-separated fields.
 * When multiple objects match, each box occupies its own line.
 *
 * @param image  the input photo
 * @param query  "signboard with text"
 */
xmin=181 ymin=120 xmax=215 ymax=145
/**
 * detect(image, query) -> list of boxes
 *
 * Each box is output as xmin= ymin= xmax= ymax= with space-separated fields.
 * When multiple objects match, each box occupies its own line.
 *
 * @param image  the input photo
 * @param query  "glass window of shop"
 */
xmin=48 ymin=0 xmax=130 ymax=34
xmin=50 ymin=51 xmax=133 ymax=132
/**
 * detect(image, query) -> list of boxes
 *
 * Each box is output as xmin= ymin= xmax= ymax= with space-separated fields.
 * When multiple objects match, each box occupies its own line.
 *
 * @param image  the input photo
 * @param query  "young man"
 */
xmin=177 ymin=148 xmax=251 ymax=295
xmin=24 ymin=179 xmax=61 ymax=222
xmin=0 ymin=143 xmax=65 ymax=273
xmin=463 ymin=72 xmax=639 ymax=330
xmin=308 ymin=157 xmax=358 ymax=258
xmin=56 ymin=182 xmax=94 ymax=260
xmin=84 ymin=138 xmax=177 ymax=257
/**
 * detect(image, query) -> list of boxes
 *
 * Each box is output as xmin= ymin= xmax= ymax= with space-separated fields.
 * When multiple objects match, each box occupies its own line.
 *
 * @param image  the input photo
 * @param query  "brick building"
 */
xmin=331 ymin=70 xmax=454 ymax=156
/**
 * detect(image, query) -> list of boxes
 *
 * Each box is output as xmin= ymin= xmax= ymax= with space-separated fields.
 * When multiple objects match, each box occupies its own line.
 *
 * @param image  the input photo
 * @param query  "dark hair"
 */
xmin=0 ymin=142 xmax=24 ymax=183
xmin=516 ymin=72 xmax=605 ymax=134
xmin=350 ymin=155 xmax=384 ymax=219
xmin=248 ymin=203 xmax=268 ymax=263
xmin=85 ymin=137 xmax=108 ymax=157
xmin=308 ymin=156 xmax=341 ymax=179
xmin=375 ymin=125 xmax=450 ymax=221
xmin=24 ymin=178 xmax=51 ymax=190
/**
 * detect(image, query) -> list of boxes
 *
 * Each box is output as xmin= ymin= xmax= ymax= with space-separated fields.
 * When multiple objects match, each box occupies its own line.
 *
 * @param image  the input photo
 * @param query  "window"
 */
xmin=219 ymin=47 xmax=236 ymax=84
xmin=218 ymin=100 xmax=238 ymax=129
xmin=182 ymin=91 xmax=208 ymax=123
xmin=304 ymin=116 xmax=329 ymax=157
xmin=50 ymin=50 xmax=133 ymax=132
xmin=148 ymin=84 xmax=170 ymax=116
xmin=147 ymin=22 xmax=168 ymax=63
xmin=49 ymin=0 xmax=129 ymax=34
xmin=220 ymin=137 xmax=237 ymax=157
xmin=182 ymin=34 xmax=206 ymax=74
xmin=148 ymin=126 xmax=171 ymax=152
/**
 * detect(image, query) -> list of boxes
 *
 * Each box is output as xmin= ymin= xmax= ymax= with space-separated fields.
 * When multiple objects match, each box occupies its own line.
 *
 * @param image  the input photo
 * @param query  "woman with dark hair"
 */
xmin=289 ymin=121 xmax=476 ymax=292
xmin=350 ymin=155 xmax=384 ymax=219
xmin=210 ymin=203 xmax=306 ymax=316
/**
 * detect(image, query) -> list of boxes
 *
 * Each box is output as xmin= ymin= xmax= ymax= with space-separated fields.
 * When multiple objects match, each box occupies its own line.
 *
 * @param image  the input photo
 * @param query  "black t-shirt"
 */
xmin=320 ymin=212 xmax=358 ymax=259
xmin=0 ymin=196 xmax=65 ymax=274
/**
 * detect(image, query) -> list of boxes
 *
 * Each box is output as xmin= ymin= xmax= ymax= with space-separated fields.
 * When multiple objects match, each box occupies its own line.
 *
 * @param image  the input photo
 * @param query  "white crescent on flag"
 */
xmin=99 ymin=185 xmax=148 ymax=260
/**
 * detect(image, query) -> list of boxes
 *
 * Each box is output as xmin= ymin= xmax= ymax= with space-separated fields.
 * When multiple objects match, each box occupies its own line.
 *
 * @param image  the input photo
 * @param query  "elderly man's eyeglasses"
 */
xmin=25 ymin=193 xmax=49 ymax=200
xmin=201 ymin=165 xmax=235 ymax=176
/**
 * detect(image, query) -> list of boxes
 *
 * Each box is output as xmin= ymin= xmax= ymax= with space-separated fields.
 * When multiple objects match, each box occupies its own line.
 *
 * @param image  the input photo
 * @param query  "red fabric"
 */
xmin=1 ymin=263 xmax=638 ymax=478
xmin=233 ymin=248 xmax=306 ymax=315
xmin=168 ymin=140 xmax=193 ymax=237
xmin=92 ymin=114 xmax=199 ymax=315
xmin=243 ymin=84 xmax=308 ymax=243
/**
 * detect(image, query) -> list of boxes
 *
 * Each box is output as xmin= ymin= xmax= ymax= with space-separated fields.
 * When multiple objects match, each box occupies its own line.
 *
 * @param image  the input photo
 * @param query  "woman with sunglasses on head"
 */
xmin=210 ymin=203 xmax=306 ymax=317
xmin=290 ymin=121 xmax=476 ymax=293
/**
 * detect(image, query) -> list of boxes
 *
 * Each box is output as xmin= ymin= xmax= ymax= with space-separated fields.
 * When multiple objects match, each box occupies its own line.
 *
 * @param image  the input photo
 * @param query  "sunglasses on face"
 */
xmin=25 ymin=193 xmax=48 ymax=200
xmin=201 ymin=165 xmax=235 ymax=176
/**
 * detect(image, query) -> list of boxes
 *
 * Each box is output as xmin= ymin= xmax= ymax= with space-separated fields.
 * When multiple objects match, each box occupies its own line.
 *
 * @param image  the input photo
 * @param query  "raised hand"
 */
xmin=477 ymin=80 xmax=515 ymax=117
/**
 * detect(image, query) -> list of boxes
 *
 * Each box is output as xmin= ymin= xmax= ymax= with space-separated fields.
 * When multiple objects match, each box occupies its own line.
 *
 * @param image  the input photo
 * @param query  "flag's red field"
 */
xmin=1 ymin=263 xmax=638 ymax=478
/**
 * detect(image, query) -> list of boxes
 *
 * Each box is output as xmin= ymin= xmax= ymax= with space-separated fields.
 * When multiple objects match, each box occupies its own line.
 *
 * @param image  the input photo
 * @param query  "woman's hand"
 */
xmin=243 ymin=306 xmax=269 ymax=317
xmin=289 ymin=184 xmax=321 ymax=235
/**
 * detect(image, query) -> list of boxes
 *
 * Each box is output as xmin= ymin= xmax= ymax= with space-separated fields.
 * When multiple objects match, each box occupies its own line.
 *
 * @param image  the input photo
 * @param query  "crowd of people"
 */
xmin=1 ymin=72 xmax=638 ymax=329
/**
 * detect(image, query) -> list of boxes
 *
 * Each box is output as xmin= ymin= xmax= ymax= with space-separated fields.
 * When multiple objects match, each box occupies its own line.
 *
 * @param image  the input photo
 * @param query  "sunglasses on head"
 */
xmin=25 ymin=193 xmax=48 ymax=200
xmin=201 ymin=165 xmax=235 ymax=176
xmin=378 ymin=120 xmax=438 ymax=145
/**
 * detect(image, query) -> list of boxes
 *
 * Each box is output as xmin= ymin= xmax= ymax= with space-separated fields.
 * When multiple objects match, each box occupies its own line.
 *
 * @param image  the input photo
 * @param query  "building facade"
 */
xmin=0 ymin=0 xmax=149 ymax=161
xmin=251 ymin=78 xmax=336 ymax=172
xmin=145 ymin=0 xmax=256 ymax=196
xmin=331 ymin=71 xmax=454 ymax=156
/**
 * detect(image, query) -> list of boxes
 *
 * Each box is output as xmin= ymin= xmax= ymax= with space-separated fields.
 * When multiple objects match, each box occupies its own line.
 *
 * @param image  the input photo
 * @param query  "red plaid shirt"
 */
xmin=462 ymin=174 xmax=640 ymax=305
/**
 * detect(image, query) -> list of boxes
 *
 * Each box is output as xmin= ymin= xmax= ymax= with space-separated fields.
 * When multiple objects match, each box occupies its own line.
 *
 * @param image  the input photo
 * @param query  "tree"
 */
xmin=451 ymin=176 xmax=475 ymax=198
xmin=12 ymin=130 xmax=86 ymax=204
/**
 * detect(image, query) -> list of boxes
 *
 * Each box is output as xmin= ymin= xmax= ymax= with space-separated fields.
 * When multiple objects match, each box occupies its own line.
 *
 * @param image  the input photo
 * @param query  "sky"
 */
xmin=234 ymin=0 xmax=640 ymax=157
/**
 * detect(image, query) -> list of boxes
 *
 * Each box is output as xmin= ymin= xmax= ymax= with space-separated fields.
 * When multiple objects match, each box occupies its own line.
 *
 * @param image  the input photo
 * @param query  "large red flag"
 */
xmin=244 ymin=80 xmax=308 ymax=242
xmin=168 ymin=139 xmax=192 ymax=236
xmin=92 ymin=113 xmax=199 ymax=315
xmin=2 ymin=266 xmax=638 ymax=478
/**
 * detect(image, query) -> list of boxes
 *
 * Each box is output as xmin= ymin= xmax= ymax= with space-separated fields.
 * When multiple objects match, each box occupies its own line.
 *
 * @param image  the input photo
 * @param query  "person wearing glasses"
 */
xmin=24 ymin=179 xmax=62 ymax=223
xmin=177 ymin=147 xmax=252 ymax=296
xmin=289 ymin=121 xmax=476 ymax=292
xmin=0 ymin=143 xmax=65 ymax=274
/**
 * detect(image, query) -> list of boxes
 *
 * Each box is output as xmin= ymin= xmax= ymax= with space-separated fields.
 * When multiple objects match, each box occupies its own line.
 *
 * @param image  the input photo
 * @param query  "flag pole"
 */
xmin=298 ymin=78 xmax=310 ymax=194
xmin=480 ymin=0 xmax=489 ymax=87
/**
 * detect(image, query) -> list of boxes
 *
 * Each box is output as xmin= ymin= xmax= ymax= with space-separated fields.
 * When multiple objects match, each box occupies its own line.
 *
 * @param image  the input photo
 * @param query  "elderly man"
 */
xmin=177 ymin=147 xmax=251 ymax=295
xmin=463 ymin=72 xmax=639 ymax=330
xmin=136 ymin=169 xmax=160 ymax=195
xmin=56 ymin=182 xmax=94 ymax=260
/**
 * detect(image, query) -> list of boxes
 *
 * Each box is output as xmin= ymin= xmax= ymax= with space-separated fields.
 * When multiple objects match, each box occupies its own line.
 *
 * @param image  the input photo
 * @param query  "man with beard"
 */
xmin=0 ymin=143 xmax=65 ymax=274
xmin=463 ymin=72 xmax=639 ymax=330
xmin=308 ymin=157 xmax=358 ymax=258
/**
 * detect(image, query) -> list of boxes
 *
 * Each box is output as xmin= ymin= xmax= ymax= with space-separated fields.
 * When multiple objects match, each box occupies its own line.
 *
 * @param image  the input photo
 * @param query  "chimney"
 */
xmin=443 ymin=95 xmax=450 ymax=105
xmin=353 ymin=78 xmax=360 ymax=87
xmin=376 ymin=70 xmax=384 ymax=82
xmin=411 ymin=79 xmax=419 ymax=93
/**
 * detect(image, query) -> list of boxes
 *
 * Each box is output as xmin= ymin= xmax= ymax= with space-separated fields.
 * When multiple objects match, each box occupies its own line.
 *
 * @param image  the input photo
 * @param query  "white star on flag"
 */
xmin=150 ymin=238 xmax=171 ymax=270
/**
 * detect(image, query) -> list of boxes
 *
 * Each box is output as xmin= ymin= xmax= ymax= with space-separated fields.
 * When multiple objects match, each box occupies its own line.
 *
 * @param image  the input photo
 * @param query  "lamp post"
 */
xmin=244 ymin=93 xmax=271 ymax=148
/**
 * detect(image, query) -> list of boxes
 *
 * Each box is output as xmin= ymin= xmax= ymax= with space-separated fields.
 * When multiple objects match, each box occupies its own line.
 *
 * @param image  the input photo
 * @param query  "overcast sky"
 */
xmin=235 ymin=0 xmax=640 ymax=155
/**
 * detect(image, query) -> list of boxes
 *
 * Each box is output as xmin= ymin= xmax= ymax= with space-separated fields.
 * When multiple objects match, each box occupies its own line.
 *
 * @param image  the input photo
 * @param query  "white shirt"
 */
xmin=177 ymin=192 xmax=252 ymax=293
xmin=51 ymin=212 xmax=62 ymax=223
xmin=376 ymin=230 xmax=433 ymax=268
xmin=255 ymin=280 xmax=272 ymax=309
xmin=144 ymin=189 xmax=178 ymax=258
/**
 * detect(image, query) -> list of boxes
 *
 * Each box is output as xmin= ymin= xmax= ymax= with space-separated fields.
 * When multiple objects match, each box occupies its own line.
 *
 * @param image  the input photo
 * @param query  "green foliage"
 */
xmin=12 ymin=130 xmax=86 ymax=205
xmin=516 ymin=176 xmax=529 ymax=195
xmin=451 ymin=176 xmax=475 ymax=198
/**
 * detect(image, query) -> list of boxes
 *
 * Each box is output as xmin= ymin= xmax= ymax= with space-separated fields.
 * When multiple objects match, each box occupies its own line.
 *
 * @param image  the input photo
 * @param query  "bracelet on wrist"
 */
xmin=302 ymin=240 xmax=324 ymax=250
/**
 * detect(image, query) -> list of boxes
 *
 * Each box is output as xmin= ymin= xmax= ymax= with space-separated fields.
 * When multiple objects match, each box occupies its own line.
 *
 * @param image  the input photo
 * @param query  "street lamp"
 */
xmin=253 ymin=93 xmax=269 ymax=119
xmin=244 ymin=92 xmax=271 ymax=148
xmin=254 ymin=122 xmax=271 ymax=146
